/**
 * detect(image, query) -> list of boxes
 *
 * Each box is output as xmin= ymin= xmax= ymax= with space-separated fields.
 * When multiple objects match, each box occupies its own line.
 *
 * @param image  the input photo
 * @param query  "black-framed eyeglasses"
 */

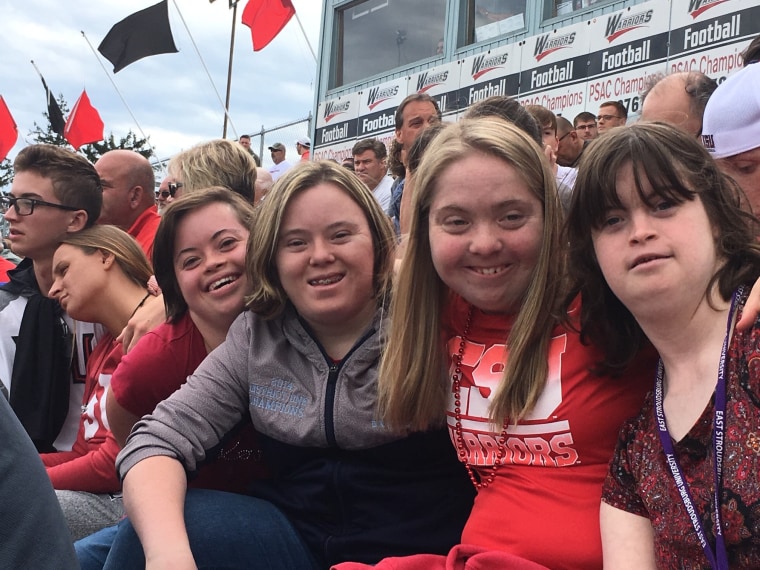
xmin=557 ymin=131 xmax=572 ymax=142
xmin=596 ymin=114 xmax=620 ymax=122
xmin=155 ymin=182 xmax=183 ymax=199
xmin=0 ymin=195 xmax=80 ymax=217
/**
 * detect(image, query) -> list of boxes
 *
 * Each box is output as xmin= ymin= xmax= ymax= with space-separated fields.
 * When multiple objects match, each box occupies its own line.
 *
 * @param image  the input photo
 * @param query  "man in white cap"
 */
xmin=702 ymin=64 xmax=760 ymax=215
xmin=296 ymin=137 xmax=311 ymax=162
xmin=267 ymin=142 xmax=292 ymax=182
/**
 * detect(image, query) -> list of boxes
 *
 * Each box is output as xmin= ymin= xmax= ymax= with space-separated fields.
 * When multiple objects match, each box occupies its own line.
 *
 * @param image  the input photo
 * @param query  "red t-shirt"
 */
xmin=127 ymin=206 xmax=161 ymax=262
xmin=40 ymin=335 xmax=122 ymax=493
xmin=0 ymin=256 xmax=17 ymax=283
xmin=442 ymin=294 xmax=655 ymax=570
xmin=109 ymin=313 xmax=267 ymax=492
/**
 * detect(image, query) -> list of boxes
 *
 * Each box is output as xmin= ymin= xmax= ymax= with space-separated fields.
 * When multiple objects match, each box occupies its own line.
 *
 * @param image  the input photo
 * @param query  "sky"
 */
xmin=0 ymin=0 xmax=324 ymax=167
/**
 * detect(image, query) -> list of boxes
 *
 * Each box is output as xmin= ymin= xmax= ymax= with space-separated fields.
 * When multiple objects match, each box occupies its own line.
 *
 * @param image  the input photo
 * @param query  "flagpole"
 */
xmin=293 ymin=10 xmax=317 ymax=63
xmin=170 ymin=0 xmax=238 ymax=138
xmin=29 ymin=60 xmax=66 ymax=137
xmin=222 ymin=0 xmax=239 ymax=139
xmin=80 ymin=32 xmax=160 ymax=160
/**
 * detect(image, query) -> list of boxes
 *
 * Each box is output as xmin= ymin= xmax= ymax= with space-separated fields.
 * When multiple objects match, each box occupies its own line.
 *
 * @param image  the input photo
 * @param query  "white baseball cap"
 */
xmin=702 ymin=64 xmax=760 ymax=159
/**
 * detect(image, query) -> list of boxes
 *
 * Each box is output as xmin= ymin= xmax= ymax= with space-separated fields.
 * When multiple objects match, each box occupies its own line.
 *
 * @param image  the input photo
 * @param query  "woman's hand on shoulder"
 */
xmin=118 ymin=293 xmax=167 ymax=353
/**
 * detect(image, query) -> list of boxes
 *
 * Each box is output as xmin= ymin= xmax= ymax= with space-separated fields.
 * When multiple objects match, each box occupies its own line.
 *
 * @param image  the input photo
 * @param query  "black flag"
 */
xmin=39 ymin=74 xmax=65 ymax=137
xmin=98 ymin=1 xmax=179 ymax=73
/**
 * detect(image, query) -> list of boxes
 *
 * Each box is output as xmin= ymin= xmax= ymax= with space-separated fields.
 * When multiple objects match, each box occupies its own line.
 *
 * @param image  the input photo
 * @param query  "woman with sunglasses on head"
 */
xmin=566 ymin=122 xmax=760 ymax=568
xmin=100 ymin=161 xmax=473 ymax=569
xmin=42 ymin=225 xmax=152 ymax=540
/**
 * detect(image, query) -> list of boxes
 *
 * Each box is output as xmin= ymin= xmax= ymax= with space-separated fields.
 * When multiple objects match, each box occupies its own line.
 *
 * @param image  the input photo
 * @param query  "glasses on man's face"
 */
xmin=596 ymin=114 xmax=620 ymax=122
xmin=0 ymin=195 xmax=80 ymax=217
xmin=576 ymin=124 xmax=596 ymax=131
xmin=155 ymin=182 xmax=183 ymax=199
xmin=557 ymin=131 xmax=572 ymax=142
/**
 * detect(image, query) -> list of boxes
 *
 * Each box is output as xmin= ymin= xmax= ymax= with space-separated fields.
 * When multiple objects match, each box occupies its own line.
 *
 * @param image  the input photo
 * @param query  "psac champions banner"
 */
xmin=314 ymin=0 xmax=758 ymax=159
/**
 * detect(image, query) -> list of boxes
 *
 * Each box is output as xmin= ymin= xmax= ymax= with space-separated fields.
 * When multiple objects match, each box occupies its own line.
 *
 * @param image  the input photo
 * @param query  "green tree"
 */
xmin=81 ymin=132 xmax=153 ymax=164
xmin=0 ymin=159 xmax=12 ymax=189
xmin=0 ymin=93 xmax=155 ymax=188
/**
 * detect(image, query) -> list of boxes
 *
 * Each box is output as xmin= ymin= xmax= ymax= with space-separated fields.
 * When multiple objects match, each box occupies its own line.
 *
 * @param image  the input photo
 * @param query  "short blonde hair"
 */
xmin=170 ymin=139 xmax=256 ymax=202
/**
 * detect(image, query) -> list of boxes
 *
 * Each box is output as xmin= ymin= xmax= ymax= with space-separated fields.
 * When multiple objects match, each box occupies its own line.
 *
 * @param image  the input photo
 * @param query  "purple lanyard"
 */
xmin=653 ymin=287 xmax=741 ymax=570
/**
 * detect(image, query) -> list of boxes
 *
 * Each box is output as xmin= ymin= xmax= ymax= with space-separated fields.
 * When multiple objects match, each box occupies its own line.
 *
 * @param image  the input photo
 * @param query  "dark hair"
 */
xmin=742 ymin=34 xmax=760 ymax=65
xmin=525 ymin=104 xmax=557 ymax=133
xmin=351 ymin=138 xmax=388 ymax=160
xmin=556 ymin=116 xmax=574 ymax=138
xmin=394 ymin=93 xmax=441 ymax=131
xmin=573 ymin=111 xmax=596 ymax=127
xmin=407 ymin=122 xmax=445 ymax=175
xmin=464 ymin=96 xmax=542 ymax=146
xmin=683 ymin=71 xmax=718 ymax=120
xmin=153 ymin=187 xmax=256 ymax=322
xmin=566 ymin=122 xmax=760 ymax=372
xmin=599 ymin=100 xmax=628 ymax=119
xmin=387 ymin=140 xmax=406 ymax=178
xmin=13 ymin=144 xmax=102 ymax=228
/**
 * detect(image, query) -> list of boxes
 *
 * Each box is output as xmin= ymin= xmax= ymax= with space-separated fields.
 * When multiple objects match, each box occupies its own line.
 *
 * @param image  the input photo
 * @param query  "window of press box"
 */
xmin=460 ymin=0 xmax=527 ymax=47
xmin=333 ymin=0 xmax=447 ymax=88
xmin=546 ymin=0 xmax=609 ymax=19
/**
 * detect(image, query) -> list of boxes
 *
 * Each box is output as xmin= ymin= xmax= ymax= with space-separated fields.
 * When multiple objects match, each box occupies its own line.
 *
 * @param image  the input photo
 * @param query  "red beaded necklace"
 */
xmin=452 ymin=304 xmax=511 ymax=490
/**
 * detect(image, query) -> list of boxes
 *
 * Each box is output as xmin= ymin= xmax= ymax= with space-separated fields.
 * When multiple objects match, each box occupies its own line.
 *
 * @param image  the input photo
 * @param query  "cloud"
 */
xmin=0 ymin=0 xmax=322 ymax=166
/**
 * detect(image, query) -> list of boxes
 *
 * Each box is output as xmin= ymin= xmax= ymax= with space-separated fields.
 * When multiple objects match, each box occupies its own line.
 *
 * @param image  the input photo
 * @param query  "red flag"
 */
xmin=0 ymin=96 xmax=18 ymax=162
xmin=242 ymin=0 xmax=295 ymax=51
xmin=64 ymin=90 xmax=104 ymax=150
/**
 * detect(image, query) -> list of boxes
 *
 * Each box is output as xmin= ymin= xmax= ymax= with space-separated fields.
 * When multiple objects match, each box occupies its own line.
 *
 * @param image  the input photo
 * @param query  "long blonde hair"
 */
xmin=379 ymin=118 xmax=566 ymax=431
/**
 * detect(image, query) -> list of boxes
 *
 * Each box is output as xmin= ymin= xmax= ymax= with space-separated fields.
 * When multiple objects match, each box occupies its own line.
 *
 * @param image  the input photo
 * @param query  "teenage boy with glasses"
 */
xmin=573 ymin=111 xmax=598 ymax=141
xmin=0 ymin=144 xmax=102 ymax=453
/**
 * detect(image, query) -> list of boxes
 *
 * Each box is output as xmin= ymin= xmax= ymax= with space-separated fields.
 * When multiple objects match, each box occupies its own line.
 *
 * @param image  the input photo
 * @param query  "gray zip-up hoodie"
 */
xmin=116 ymin=305 xmax=474 ymax=566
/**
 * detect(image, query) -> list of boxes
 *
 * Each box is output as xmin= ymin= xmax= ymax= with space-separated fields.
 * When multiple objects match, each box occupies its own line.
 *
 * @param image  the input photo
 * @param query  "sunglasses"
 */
xmin=155 ymin=182 xmax=183 ymax=199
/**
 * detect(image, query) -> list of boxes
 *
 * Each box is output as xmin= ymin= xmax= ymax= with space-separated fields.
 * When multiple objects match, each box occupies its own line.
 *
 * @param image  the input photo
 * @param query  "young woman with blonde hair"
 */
xmin=370 ymin=118 xmax=655 ymax=569
xmin=44 ymin=225 xmax=152 ymax=540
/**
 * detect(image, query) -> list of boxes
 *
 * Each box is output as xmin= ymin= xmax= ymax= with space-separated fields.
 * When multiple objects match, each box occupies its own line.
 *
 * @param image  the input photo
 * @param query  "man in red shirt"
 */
xmin=94 ymin=150 xmax=160 ymax=260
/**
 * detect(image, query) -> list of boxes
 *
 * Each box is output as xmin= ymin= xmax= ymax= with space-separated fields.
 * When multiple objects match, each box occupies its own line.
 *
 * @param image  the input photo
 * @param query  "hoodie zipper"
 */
xmin=321 ymin=327 xmax=375 ymax=448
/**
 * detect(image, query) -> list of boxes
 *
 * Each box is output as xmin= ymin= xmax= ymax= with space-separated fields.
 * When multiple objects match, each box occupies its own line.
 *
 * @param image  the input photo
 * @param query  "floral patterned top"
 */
xmin=602 ymin=293 xmax=760 ymax=569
